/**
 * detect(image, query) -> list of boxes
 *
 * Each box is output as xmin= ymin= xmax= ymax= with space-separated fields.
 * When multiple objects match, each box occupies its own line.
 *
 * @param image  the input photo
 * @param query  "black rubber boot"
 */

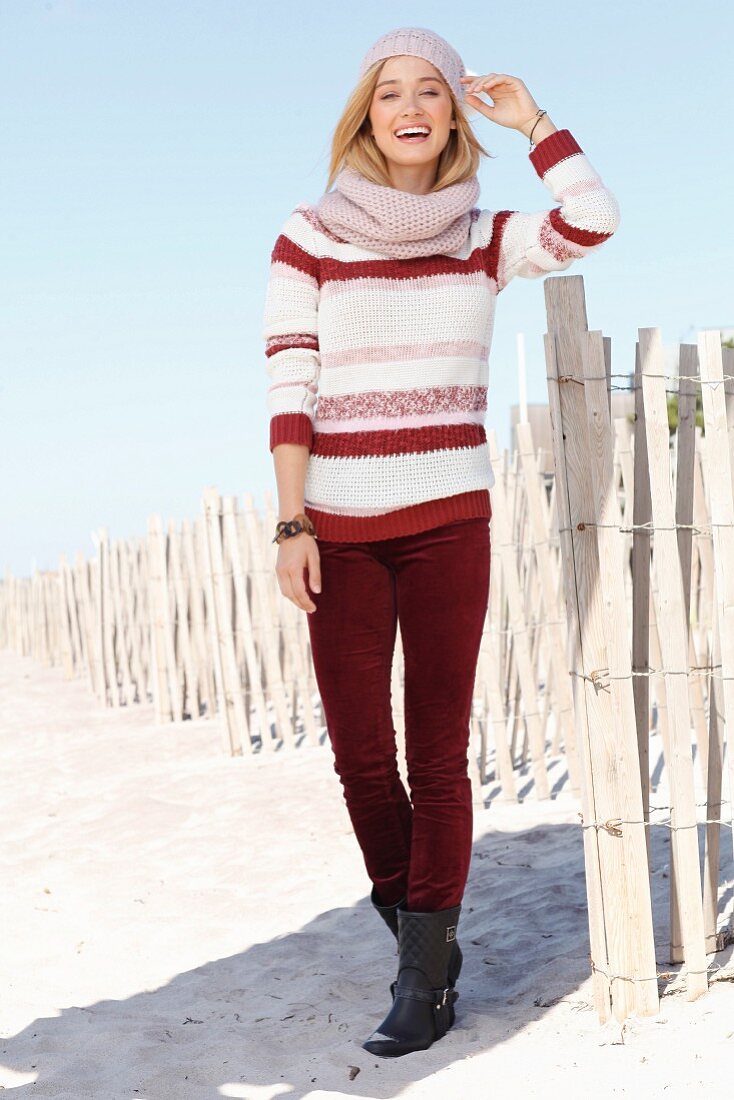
xmin=362 ymin=902 xmax=462 ymax=1057
xmin=370 ymin=885 xmax=463 ymax=988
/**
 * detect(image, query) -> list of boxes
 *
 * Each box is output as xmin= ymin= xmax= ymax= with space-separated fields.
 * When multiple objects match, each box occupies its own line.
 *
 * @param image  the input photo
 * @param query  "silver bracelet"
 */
xmin=528 ymin=109 xmax=548 ymax=149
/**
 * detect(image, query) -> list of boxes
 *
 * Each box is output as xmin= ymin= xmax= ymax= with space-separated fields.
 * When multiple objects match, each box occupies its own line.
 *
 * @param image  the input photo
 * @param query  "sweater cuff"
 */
xmin=529 ymin=128 xmax=583 ymax=176
xmin=269 ymin=412 xmax=313 ymax=452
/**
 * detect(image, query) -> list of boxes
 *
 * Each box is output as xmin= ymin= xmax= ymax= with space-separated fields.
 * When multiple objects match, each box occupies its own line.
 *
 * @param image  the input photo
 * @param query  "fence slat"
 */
xmin=580 ymin=327 xmax=659 ymax=1017
xmin=640 ymin=326 xmax=708 ymax=998
xmin=516 ymin=421 xmax=580 ymax=794
xmin=202 ymin=489 xmax=246 ymax=755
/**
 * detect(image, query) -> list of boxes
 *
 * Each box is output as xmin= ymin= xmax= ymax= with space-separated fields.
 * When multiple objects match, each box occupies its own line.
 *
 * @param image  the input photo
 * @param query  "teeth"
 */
xmin=395 ymin=127 xmax=431 ymax=137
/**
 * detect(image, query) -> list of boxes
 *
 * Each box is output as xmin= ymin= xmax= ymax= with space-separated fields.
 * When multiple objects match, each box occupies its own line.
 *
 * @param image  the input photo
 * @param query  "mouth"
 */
xmin=393 ymin=126 xmax=432 ymax=143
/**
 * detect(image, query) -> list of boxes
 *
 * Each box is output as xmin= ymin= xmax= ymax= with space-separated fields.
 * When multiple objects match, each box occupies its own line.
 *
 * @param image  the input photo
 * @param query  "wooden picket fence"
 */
xmin=541 ymin=277 xmax=734 ymax=1023
xmin=0 ymin=469 xmax=579 ymax=793
xmin=2 ymin=273 xmax=734 ymax=1025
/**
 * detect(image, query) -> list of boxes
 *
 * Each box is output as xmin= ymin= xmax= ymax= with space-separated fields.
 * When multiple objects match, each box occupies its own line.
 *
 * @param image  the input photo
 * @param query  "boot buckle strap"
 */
xmin=393 ymin=985 xmax=456 ymax=1009
xmin=437 ymin=986 xmax=458 ymax=1009
xmin=393 ymin=986 xmax=439 ymax=1005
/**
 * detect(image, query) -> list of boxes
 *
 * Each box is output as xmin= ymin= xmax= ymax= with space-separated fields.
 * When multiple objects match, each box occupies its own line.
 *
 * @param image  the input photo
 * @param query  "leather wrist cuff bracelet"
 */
xmin=272 ymin=512 xmax=317 ymax=544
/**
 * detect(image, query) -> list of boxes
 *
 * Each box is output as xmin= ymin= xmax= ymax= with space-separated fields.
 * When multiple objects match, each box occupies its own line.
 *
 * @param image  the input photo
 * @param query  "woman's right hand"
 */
xmin=275 ymin=533 xmax=321 ymax=613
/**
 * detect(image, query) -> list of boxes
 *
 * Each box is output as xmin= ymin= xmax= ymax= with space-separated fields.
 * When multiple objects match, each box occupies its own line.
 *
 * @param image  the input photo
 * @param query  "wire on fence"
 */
xmin=570 ymin=663 xmax=732 ymax=694
xmin=549 ymin=370 xmax=734 ymax=397
xmin=580 ymin=814 xmax=734 ymax=836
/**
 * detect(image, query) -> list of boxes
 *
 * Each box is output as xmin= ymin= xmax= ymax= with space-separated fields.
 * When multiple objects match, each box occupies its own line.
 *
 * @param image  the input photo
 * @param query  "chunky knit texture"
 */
xmin=263 ymin=128 xmax=620 ymax=542
xmin=316 ymin=166 xmax=480 ymax=259
xmin=358 ymin=26 xmax=469 ymax=104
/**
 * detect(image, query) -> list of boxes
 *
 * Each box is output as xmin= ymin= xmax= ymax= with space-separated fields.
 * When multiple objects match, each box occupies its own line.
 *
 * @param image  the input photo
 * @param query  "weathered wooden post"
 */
xmin=147 ymin=514 xmax=183 ymax=724
xmin=698 ymin=331 xmax=734 ymax=952
xmin=201 ymin=488 xmax=246 ymax=755
xmin=543 ymin=275 xmax=659 ymax=1022
xmin=639 ymin=327 xmax=708 ymax=997
xmin=488 ymin=431 xmax=551 ymax=800
xmin=516 ymin=420 xmax=581 ymax=795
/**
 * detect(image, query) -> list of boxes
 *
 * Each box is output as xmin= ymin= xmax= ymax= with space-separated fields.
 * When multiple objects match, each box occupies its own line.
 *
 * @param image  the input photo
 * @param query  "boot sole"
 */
xmin=362 ymin=1006 xmax=458 ymax=1057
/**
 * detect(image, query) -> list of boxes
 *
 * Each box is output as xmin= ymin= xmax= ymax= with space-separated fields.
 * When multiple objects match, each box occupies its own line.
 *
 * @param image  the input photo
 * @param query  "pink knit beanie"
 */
xmin=358 ymin=26 xmax=469 ymax=103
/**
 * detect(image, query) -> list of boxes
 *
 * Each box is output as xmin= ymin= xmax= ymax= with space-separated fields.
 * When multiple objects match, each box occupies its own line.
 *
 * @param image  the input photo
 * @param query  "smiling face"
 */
xmin=367 ymin=54 xmax=456 ymax=175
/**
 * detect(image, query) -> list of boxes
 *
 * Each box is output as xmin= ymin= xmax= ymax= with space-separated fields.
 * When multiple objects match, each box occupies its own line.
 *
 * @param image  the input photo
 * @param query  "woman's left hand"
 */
xmin=459 ymin=73 xmax=540 ymax=132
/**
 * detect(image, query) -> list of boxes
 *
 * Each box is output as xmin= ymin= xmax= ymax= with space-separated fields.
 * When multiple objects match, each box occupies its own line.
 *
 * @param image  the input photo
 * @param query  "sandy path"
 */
xmin=1 ymin=649 xmax=733 ymax=1099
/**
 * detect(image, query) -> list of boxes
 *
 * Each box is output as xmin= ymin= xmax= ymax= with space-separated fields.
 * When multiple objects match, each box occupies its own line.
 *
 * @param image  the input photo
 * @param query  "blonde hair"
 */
xmin=324 ymin=58 xmax=495 ymax=193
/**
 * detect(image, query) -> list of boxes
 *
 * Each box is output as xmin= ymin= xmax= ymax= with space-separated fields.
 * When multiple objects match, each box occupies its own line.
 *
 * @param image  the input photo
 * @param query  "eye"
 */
xmin=380 ymin=90 xmax=439 ymax=99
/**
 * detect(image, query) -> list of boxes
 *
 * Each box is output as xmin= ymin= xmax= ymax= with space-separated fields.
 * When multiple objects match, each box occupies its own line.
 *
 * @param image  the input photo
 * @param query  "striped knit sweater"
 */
xmin=263 ymin=128 xmax=620 ymax=542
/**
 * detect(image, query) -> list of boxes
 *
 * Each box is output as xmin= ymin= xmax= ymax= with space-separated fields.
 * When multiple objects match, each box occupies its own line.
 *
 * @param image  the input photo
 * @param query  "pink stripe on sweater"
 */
xmin=555 ymin=178 xmax=603 ymax=201
xmin=313 ymin=409 xmax=486 ymax=433
xmin=317 ymin=385 xmax=487 ymax=421
xmin=538 ymin=216 xmax=588 ymax=261
xmin=320 ymin=339 xmax=488 ymax=369
xmin=270 ymin=260 xmax=318 ymax=287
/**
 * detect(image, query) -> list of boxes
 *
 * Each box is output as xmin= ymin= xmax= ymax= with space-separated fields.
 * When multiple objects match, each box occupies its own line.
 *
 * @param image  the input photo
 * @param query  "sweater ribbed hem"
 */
xmin=304 ymin=489 xmax=492 ymax=543
xmin=529 ymin=128 xmax=583 ymax=176
xmin=270 ymin=412 xmax=313 ymax=452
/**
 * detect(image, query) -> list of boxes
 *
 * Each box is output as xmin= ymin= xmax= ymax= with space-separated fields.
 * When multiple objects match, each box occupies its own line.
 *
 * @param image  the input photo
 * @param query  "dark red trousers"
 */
xmin=305 ymin=515 xmax=491 ymax=912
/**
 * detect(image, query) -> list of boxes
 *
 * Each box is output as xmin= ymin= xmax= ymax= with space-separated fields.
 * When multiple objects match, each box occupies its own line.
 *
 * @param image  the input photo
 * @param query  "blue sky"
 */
xmin=1 ymin=0 xmax=731 ymax=574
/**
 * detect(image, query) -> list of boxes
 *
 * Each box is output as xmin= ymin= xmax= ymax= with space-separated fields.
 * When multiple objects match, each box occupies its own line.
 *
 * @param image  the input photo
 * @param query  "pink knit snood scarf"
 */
xmin=316 ymin=166 xmax=480 ymax=259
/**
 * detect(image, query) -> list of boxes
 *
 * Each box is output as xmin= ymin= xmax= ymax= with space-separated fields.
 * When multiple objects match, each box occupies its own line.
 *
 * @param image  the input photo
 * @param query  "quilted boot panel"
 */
xmin=396 ymin=903 xmax=462 ymax=989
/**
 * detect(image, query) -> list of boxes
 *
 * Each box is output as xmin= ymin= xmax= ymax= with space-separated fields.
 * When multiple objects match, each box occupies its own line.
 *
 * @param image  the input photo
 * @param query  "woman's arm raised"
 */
xmin=491 ymin=126 xmax=621 ymax=292
xmin=461 ymin=72 xmax=620 ymax=291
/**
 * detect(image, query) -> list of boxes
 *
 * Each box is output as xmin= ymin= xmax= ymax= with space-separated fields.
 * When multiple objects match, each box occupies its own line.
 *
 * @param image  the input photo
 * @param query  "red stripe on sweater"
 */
xmin=548 ymin=207 xmax=613 ymax=247
xmin=300 ymin=209 xmax=519 ymax=289
xmin=305 ymin=489 xmax=492 ymax=542
xmin=269 ymin=412 xmax=313 ymax=452
xmin=319 ymin=243 xmax=490 ymax=286
xmin=529 ymin=128 xmax=584 ymax=176
xmin=270 ymin=233 xmax=320 ymax=281
xmin=311 ymin=422 xmax=487 ymax=458
xmin=482 ymin=210 xmax=515 ymax=286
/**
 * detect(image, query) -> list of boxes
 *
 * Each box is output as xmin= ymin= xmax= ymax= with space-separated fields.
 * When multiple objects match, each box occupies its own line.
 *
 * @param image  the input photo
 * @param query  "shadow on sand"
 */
xmin=2 ymin=803 xmax=709 ymax=1100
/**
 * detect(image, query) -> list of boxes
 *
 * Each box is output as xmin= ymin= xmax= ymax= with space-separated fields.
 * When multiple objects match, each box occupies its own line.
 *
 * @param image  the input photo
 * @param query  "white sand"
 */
xmin=1 ymin=649 xmax=733 ymax=1100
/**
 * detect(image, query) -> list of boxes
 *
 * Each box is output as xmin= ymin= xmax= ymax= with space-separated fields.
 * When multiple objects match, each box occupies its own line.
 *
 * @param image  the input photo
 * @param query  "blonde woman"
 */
xmin=263 ymin=26 xmax=619 ymax=1057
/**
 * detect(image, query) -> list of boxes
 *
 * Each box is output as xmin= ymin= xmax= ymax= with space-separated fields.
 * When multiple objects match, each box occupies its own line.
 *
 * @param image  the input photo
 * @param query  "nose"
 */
xmin=400 ymin=89 xmax=426 ymax=111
